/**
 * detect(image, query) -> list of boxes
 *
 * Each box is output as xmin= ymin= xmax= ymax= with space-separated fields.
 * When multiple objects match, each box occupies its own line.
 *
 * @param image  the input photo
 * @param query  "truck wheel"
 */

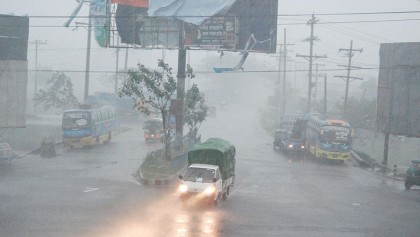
xmin=405 ymin=181 xmax=412 ymax=190
xmin=222 ymin=186 xmax=230 ymax=201
xmin=104 ymin=133 xmax=111 ymax=144
xmin=214 ymin=193 xmax=221 ymax=206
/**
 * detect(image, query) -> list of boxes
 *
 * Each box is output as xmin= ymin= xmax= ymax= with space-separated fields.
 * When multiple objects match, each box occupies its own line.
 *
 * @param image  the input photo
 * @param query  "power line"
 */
xmin=0 ymin=66 xmax=401 ymax=75
xmin=11 ymin=17 xmax=420 ymax=28
xmin=22 ymin=10 xmax=420 ymax=18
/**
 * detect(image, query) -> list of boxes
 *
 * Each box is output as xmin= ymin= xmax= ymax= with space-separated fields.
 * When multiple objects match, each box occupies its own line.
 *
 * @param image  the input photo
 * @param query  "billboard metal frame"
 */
xmin=106 ymin=0 xmax=278 ymax=54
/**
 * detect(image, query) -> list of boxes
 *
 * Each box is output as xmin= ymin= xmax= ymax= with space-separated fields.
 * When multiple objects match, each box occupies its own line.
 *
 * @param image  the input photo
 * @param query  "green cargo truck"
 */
xmin=178 ymin=138 xmax=236 ymax=205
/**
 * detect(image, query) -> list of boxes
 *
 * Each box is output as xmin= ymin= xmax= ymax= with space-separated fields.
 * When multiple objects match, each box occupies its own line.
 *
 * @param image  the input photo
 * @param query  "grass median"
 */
xmin=137 ymin=139 xmax=196 ymax=181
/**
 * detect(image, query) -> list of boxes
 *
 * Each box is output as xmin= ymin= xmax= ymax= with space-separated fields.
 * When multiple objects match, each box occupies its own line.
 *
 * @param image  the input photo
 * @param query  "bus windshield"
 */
xmin=143 ymin=119 xmax=163 ymax=133
xmin=63 ymin=112 xmax=91 ymax=129
xmin=321 ymin=125 xmax=350 ymax=143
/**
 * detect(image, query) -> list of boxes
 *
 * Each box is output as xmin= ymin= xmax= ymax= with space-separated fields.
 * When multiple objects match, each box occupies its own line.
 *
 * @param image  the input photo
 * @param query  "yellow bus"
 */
xmin=305 ymin=116 xmax=352 ymax=163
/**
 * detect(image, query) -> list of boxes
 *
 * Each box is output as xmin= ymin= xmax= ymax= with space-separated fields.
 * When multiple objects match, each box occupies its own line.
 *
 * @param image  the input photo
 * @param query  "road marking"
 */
xmin=83 ymin=187 xmax=100 ymax=193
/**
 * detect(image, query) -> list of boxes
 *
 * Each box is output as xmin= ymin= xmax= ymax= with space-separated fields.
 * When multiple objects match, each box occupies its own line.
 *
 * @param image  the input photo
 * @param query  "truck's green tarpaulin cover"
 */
xmin=188 ymin=138 xmax=236 ymax=180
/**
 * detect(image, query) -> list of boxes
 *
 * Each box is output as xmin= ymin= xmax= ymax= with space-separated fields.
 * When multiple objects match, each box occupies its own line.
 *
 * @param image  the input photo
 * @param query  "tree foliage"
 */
xmin=119 ymin=60 xmax=206 ymax=159
xmin=332 ymin=96 xmax=377 ymax=130
xmin=184 ymin=83 xmax=208 ymax=133
xmin=119 ymin=60 xmax=176 ymax=125
xmin=119 ymin=60 xmax=178 ymax=159
xmin=33 ymin=72 xmax=79 ymax=111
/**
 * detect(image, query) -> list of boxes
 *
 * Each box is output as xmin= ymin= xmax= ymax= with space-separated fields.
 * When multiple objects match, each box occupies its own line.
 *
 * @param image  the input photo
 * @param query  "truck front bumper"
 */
xmin=180 ymin=192 xmax=216 ymax=203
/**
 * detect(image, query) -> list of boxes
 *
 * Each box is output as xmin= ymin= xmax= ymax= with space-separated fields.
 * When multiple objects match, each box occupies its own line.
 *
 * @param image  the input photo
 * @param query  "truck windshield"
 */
xmin=184 ymin=167 xmax=215 ymax=183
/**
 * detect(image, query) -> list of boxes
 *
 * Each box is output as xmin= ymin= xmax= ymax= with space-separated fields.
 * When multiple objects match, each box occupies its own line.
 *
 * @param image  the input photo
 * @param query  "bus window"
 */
xmin=62 ymin=112 xmax=90 ymax=129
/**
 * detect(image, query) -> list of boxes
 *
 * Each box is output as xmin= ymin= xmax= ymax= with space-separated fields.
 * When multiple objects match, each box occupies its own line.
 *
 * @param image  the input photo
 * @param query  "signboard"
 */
xmin=0 ymin=61 xmax=28 ymax=128
xmin=184 ymin=16 xmax=237 ymax=50
xmin=115 ymin=4 xmax=179 ymax=48
xmin=112 ymin=0 xmax=278 ymax=53
xmin=377 ymin=42 xmax=420 ymax=137
xmin=228 ymin=0 xmax=277 ymax=53
xmin=90 ymin=0 xmax=111 ymax=47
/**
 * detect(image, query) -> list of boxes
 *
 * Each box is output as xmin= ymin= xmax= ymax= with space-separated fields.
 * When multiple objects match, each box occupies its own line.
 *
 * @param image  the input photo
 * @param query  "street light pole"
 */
xmin=84 ymin=14 xmax=92 ymax=103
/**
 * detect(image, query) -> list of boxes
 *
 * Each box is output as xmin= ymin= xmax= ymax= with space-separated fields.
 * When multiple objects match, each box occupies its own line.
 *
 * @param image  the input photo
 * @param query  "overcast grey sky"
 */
xmin=1 ymin=0 xmax=420 ymax=97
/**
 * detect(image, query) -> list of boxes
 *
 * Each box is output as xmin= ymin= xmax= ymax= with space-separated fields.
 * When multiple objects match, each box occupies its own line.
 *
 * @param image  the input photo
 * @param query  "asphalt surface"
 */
xmin=1 ymin=80 xmax=420 ymax=237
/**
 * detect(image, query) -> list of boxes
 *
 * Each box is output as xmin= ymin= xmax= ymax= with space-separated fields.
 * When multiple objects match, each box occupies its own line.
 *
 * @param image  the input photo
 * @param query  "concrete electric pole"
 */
xmin=114 ymin=41 xmax=120 ymax=94
xmin=296 ymin=14 xmax=326 ymax=113
xmin=30 ymin=40 xmax=47 ymax=96
xmin=334 ymin=40 xmax=363 ymax=118
xmin=84 ymin=15 xmax=92 ymax=103
xmin=30 ymin=39 xmax=47 ymax=113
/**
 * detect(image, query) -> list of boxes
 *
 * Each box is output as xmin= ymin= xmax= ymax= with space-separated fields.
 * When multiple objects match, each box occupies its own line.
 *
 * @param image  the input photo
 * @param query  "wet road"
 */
xmin=1 ymin=81 xmax=420 ymax=237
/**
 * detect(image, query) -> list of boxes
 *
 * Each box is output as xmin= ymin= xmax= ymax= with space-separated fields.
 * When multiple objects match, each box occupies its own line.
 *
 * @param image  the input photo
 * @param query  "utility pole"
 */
xmin=124 ymin=48 xmax=129 ymax=71
xmin=296 ymin=14 xmax=326 ymax=113
xmin=114 ymin=41 xmax=120 ymax=94
xmin=334 ymin=40 xmax=363 ymax=118
xmin=30 ymin=39 xmax=47 ymax=98
xmin=313 ymin=63 xmax=325 ymax=103
xmin=314 ymin=63 xmax=319 ymax=101
xmin=176 ymin=22 xmax=186 ymax=150
xmin=84 ymin=14 xmax=92 ymax=103
xmin=323 ymin=74 xmax=327 ymax=114
xmin=282 ymin=28 xmax=291 ymax=115
xmin=275 ymin=29 xmax=294 ymax=115
xmin=187 ymin=50 xmax=191 ymax=89
xmin=274 ymin=46 xmax=293 ymax=122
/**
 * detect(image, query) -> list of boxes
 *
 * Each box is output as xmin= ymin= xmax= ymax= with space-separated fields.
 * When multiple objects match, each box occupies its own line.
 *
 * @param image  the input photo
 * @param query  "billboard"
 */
xmin=377 ymin=42 xmax=420 ymax=137
xmin=0 ymin=14 xmax=29 ymax=60
xmin=0 ymin=61 xmax=28 ymax=128
xmin=115 ymin=4 xmax=179 ymax=48
xmin=112 ymin=0 xmax=278 ymax=53
xmin=90 ymin=0 xmax=111 ymax=47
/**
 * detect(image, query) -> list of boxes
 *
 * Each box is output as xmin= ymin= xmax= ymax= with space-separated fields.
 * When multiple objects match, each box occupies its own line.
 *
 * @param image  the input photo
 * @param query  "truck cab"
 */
xmin=179 ymin=164 xmax=223 ymax=205
xmin=179 ymin=138 xmax=235 ymax=206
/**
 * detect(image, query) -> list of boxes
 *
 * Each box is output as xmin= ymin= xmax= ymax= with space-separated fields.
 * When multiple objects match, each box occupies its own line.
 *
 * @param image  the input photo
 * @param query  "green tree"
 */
xmin=119 ymin=60 xmax=184 ymax=159
xmin=184 ymin=83 xmax=208 ymax=139
xmin=33 ymin=72 xmax=79 ymax=111
xmin=332 ymin=96 xmax=377 ymax=130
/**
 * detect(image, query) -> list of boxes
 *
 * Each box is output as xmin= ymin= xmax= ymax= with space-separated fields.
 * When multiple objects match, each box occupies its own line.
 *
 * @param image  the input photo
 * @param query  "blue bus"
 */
xmin=305 ymin=115 xmax=352 ymax=162
xmin=62 ymin=106 xmax=120 ymax=148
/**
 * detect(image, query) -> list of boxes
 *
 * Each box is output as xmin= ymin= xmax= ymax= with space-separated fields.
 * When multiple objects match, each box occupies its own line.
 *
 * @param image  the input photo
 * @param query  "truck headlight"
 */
xmin=204 ymin=186 xmax=215 ymax=195
xmin=288 ymin=144 xmax=293 ymax=148
xmin=301 ymin=145 xmax=305 ymax=149
xmin=179 ymin=184 xmax=188 ymax=193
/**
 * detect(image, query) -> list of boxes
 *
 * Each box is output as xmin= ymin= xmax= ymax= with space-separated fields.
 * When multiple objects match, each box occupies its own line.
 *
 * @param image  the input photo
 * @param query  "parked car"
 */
xmin=405 ymin=160 xmax=420 ymax=190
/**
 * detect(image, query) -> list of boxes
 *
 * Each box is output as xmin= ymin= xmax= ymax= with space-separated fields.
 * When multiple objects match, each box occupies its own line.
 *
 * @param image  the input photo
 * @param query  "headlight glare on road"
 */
xmin=179 ymin=184 xmax=188 ymax=193
xmin=204 ymin=186 xmax=216 ymax=195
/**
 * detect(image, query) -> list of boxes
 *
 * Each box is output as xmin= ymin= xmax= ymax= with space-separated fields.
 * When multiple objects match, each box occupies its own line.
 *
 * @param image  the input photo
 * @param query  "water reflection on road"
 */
xmin=173 ymin=208 xmax=221 ymax=237
xmin=85 ymin=189 xmax=223 ymax=237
